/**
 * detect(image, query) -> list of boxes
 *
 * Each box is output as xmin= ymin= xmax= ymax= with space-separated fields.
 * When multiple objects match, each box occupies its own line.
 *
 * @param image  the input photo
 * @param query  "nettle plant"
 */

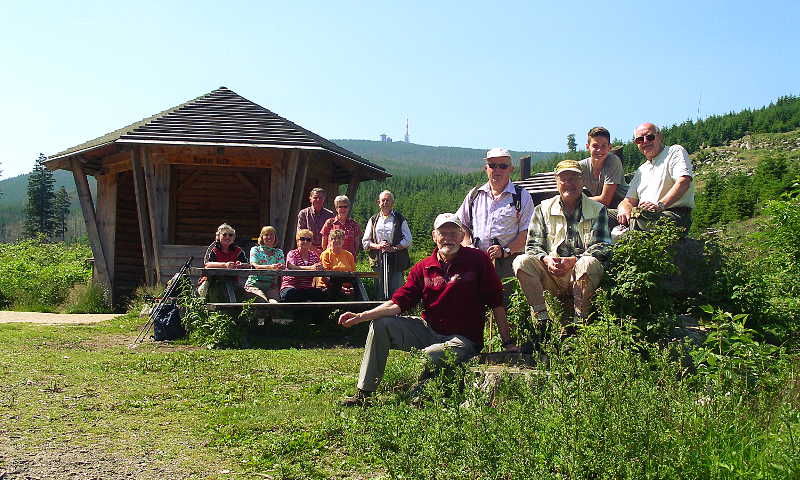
xmin=603 ymin=220 xmax=683 ymax=321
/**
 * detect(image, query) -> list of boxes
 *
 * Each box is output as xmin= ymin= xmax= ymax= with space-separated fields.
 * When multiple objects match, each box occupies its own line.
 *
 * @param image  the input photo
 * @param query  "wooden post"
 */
xmin=141 ymin=149 xmax=164 ymax=283
xmin=71 ymin=158 xmax=112 ymax=300
xmin=520 ymin=155 xmax=531 ymax=180
xmin=287 ymin=151 xmax=309 ymax=244
xmin=95 ymin=172 xmax=117 ymax=282
xmin=130 ymin=147 xmax=156 ymax=285
xmin=346 ymin=175 xmax=360 ymax=206
xmin=270 ymin=149 xmax=299 ymax=249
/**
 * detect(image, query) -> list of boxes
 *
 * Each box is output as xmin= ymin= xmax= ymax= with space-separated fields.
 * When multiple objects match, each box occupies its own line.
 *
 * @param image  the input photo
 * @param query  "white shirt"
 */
xmin=455 ymin=180 xmax=534 ymax=250
xmin=627 ymin=144 xmax=695 ymax=209
xmin=362 ymin=211 xmax=412 ymax=249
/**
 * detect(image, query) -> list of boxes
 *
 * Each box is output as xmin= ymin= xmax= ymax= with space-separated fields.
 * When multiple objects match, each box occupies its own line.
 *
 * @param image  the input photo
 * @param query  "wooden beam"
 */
xmin=95 ymin=172 xmax=117 ymax=283
xmin=270 ymin=150 xmax=299 ymax=249
xmin=346 ymin=175 xmax=360 ymax=206
xmin=175 ymin=170 xmax=202 ymax=196
xmin=287 ymin=151 xmax=310 ymax=245
xmin=141 ymin=149 xmax=164 ymax=283
xmin=259 ymin=168 xmax=270 ymax=228
xmin=71 ymin=158 xmax=112 ymax=299
xmin=234 ymin=172 xmax=258 ymax=195
xmin=130 ymin=147 xmax=156 ymax=285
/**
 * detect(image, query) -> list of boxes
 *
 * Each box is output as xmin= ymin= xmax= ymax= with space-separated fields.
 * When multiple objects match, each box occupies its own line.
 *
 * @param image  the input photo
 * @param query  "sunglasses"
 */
xmin=220 ymin=233 xmax=235 ymax=237
xmin=298 ymin=237 xmax=313 ymax=242
xmin=633 ymin=133 xmax=657 ymax=144
xmin=336 ymin=205 xmax=350 ymax=209
xmin=486 ymin=163 xmax=511 ymax=170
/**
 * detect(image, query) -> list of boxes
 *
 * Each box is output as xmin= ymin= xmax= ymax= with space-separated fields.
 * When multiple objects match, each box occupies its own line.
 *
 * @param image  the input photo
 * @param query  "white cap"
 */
xmin=433 ymin=213 xmax=464 ymax=231
xmin=485 ymin=147 xmax=511 ymax=160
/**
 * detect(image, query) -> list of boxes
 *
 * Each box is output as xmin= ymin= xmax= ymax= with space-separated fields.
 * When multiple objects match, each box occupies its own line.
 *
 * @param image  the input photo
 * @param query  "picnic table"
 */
xmin=188 ymin=267 xmax=384 ymax=311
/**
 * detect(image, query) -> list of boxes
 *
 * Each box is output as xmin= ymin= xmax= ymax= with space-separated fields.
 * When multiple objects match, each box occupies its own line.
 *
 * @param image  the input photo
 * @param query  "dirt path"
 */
xmin=0 ymin=311 xmax=121 ymax=325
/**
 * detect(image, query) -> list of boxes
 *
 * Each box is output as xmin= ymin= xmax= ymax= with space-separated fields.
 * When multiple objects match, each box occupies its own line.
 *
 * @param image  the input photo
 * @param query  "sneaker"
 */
xmin=340 ymin=389 xmax=372 ymax=407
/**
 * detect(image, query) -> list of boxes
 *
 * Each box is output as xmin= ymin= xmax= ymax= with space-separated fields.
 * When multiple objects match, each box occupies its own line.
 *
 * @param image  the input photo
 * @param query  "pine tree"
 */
xmin=567 ymin=134 xmax=576 ymax=153
xmin=53 ymin=186 xmax=71 ymax=241
xmin=23 ymin=153 xmax=56 ymax=239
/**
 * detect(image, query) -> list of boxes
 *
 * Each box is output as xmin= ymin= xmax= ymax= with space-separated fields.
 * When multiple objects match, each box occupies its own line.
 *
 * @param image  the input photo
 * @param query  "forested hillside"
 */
xmin=335 ymin=139 xmax=557 ymax=176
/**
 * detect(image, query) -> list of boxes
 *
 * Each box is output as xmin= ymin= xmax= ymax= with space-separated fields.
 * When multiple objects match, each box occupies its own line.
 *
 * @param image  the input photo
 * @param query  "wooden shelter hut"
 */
xmin=46 ymin=87 xmax=390 ymax=307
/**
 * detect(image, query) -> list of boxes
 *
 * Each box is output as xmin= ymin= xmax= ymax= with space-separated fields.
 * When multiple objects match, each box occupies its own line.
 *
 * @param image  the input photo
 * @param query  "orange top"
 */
xmin=320 ymin=248 xmax=356 ymax=272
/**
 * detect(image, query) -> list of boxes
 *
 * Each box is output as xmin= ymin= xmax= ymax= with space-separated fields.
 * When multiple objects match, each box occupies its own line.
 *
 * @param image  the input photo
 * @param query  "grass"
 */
xmin=2 ymin=312 xmax=799 ymax=479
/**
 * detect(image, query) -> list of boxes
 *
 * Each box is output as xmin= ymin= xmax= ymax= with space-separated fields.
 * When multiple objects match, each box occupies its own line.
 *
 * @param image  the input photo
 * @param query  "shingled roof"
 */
xmin=47 ymin=87 xmax=387 ymax=176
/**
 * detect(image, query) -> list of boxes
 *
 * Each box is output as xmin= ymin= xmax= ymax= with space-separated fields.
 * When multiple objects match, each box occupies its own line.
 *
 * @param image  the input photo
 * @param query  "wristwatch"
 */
xmin=503 ymin=247 xmax=511 ymax=257
xmin=656 ymin=201 xmax=665 ymax=211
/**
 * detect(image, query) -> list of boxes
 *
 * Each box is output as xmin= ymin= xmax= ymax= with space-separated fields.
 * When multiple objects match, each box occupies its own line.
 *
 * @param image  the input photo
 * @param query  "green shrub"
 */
xmin=343 ymin=316 xmax=800 ymax=478
xmin=603 ymin=220 xmax=682 ymax=321
xmin=62 ymin=281 xmax=112 ymax=314
xmin=0 ymin=237 xmax=92 ymax=311
xmin=178 ymin=286 xmax=248 ymax=348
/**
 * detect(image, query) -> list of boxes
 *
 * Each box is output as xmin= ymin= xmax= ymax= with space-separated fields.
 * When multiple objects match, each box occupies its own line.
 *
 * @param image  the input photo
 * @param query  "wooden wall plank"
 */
xmin=113 ymin=171 xmax=145 ymax=305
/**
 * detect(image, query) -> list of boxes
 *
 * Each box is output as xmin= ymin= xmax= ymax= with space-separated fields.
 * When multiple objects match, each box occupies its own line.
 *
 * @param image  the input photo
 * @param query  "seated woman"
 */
xmin=280 ymin=229 xmax=327 ymax=302
xmin=320 ymin=229 xmax=357 ymax=300
xmin=244 ymin=226 xmax=285 ymax=303
xmin=198 ymin=223 xmax=251 ymax=302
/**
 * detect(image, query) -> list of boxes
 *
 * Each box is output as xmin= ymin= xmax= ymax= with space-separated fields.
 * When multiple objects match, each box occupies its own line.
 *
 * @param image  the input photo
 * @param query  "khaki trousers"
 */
xmin=357 ymin=315 xmax=479 ymax=392
xmin=513 ymin=254 xmax=604 ymax=296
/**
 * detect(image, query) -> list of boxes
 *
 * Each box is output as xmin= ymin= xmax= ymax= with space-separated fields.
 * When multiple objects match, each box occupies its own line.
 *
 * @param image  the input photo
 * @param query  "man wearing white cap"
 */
xmin=338 ymin=213 xmax=518 ymax=406
xmin=513 ymin=160 xmax=612 ymax=344
xmin=455 ymin=147 xmax=534 ymax=303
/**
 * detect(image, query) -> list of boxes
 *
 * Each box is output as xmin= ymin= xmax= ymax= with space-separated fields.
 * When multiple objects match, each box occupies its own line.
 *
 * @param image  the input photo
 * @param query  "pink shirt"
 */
xmin=320 ymin=217 xmax=362 ymax=259
xmin=281 ymin=248 xmax=321 ymax=290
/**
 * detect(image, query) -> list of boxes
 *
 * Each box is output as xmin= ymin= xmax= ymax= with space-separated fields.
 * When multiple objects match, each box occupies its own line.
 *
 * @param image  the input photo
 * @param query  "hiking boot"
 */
xmin=406 ymin=378 xmax=430 ymax=407
xmin=340 ymin=389 xmax=372 ymax=407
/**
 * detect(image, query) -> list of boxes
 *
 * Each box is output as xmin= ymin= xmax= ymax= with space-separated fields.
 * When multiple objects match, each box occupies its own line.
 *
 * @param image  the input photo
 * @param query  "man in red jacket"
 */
xmin=338 ymin=213 xmax=518 ymax=406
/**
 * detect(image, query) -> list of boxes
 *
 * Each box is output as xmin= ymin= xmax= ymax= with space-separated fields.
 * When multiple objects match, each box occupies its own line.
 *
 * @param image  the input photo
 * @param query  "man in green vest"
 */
xmin=513 ymin=160 xmax=612 ymax=344
xmin=362 ymin=190 xmax=412 ymax=299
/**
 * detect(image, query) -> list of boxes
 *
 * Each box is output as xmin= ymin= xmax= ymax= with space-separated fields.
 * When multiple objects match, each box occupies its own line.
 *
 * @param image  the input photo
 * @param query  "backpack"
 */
xmin=466 ymin=184 xmax=524 ymax=230
xmin=152 ymin=302 xmax=186 ymax=341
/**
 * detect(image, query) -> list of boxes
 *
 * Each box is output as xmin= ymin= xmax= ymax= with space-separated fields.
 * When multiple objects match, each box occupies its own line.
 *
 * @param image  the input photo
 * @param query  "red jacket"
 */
xmin=391 ymin=246 xmax=503 ymax=346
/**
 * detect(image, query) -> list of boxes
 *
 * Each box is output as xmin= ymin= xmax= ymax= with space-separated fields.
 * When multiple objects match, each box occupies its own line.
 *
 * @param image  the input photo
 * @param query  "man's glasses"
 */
xmin=634 ymin=133 xmax=657 ymax=144
xmin=220 ymin=233 xmax=235 ymax=237
xmin=336 ymin=205 xmax=349 ymax=209
xmin=298 ymin=237 xmax=312 ymax=242
xmin=486 ymin=163 xmax=511 ymax=170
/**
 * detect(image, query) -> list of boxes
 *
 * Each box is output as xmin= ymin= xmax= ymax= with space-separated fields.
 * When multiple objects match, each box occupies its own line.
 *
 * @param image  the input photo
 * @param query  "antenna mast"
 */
xmin=404 ymin=118 xmax=410 ymax=143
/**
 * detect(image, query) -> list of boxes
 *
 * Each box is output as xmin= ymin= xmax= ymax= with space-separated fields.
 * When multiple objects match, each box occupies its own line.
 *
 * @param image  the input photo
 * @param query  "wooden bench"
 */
xmin=189 ymin=267 xmax=381 ymax=307
xmin=208 ymin=300 xmax=384 ymax=312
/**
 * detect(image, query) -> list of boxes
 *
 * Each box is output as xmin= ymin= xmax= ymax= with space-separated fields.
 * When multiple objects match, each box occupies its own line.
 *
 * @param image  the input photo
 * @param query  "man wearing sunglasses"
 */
xmin=615 ymin=123 xmax=694 ymax=231
xmin=455 ymin=147 xmax=534 ymax=304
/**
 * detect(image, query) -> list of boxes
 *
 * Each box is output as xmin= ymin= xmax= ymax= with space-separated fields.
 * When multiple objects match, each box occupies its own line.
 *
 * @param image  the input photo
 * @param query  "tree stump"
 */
xmin=463 ymin=352 xmax=551 ymax=407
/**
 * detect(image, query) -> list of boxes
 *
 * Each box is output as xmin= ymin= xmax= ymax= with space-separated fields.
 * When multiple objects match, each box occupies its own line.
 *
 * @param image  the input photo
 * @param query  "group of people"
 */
xmin=195 ymin=121 xmax=695 ymax=405
xmin=199 ymin=188 xmax=414 ymax=304
xmin=338 ymin=121 xmax=695 ymax=405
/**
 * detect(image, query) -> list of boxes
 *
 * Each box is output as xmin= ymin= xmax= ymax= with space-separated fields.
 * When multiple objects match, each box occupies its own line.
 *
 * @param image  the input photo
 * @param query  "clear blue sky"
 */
xmin=1 ymin=0 xmax=798 ymax=178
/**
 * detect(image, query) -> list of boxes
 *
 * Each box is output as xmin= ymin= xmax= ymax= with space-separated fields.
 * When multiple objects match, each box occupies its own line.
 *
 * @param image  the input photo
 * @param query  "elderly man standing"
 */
xmin=297 ymin=187 xmax=335 ymax=253
xmin=513 ymin=160 xmax=611 ymax=342
xmin=339 ymin=213 xmax=517 ymax=406
xmin=456 ymin=147 xmax=534 ymax=302
xmin=362 ymin=190 xmax=413 ymax=299
xmin=615 ymin=123 xmax=695 ymax=231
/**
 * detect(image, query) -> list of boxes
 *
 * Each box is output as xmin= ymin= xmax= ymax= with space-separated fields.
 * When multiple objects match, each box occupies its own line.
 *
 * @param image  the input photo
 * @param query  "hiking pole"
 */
xmin=135 ymin=256 xmax=193 ymax=343
xmin=381 ymin=251 xmax=389 ymax=300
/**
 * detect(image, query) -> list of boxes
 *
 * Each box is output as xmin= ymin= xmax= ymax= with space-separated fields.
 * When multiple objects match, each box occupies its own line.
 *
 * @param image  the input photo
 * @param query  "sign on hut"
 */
xmin=46 ymin=87 xmax=390 ymax=307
